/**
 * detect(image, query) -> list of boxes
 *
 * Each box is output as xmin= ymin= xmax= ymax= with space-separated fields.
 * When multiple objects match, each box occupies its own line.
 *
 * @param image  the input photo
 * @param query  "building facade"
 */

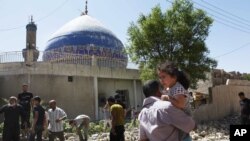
xmin=0 ymin=11 xmax=143 ymax=120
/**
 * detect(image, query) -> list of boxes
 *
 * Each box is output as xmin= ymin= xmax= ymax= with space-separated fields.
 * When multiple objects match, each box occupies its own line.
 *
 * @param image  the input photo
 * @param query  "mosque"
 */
xmin=0 ymin=2 xmax=143 ymax=119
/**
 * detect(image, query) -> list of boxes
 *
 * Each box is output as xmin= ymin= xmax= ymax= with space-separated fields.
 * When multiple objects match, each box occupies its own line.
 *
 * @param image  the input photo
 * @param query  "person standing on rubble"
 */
xmin=238 ymin=92 xmax=250 ymax=124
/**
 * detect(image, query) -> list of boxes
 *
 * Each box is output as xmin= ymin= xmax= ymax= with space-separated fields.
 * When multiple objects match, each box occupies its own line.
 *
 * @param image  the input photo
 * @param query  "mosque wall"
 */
xmin=136 ymin=81 xmax=143 ymax=108
xmin=97 ymin=78 xmax=143 ymax=120
xmin=0 ymin=62 xmax=140 ymax=79
xmin=0 ymin=74 xmax=26 ymax=98
xmin=0 ymin=74 xmax=95 ymax=119
xmin=30 ymin=74 xmax=95 ymax=119
xmin=0 ymin=62 xmax=142 ymax=120
xmin=98 ymin=78 xmax=143 ymax=108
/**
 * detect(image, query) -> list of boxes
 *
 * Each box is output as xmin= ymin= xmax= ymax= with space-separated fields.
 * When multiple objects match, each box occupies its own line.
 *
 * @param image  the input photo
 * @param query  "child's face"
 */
xmin=158 ymin=71 xmax=177 ymax=88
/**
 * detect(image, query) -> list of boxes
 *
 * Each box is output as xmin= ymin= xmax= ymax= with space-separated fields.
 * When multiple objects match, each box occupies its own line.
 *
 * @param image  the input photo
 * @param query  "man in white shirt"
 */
xmin=47 ymin=100 xmax=67 ymax=141
xmin=138 ymin=80 xmax=196 ymax=141
xmin=69 ymin=114 xmax=90 ymax=141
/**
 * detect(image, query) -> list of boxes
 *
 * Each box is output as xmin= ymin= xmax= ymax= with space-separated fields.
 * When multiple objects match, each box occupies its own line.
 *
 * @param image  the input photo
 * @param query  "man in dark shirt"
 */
xmin=29 ymin=96 xmax=45 ymax=141
xmin=18 ymin=83 xmax=33 ymax=135
xmin=238 ymin=92 xmax=250 ymax=124
xmin=0 ymin=96 xmax=25 ymax=141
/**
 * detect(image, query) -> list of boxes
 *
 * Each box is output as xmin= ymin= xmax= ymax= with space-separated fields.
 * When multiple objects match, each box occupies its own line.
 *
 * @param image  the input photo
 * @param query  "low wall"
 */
xmin=193 ymin=85 xmax=250 ymax=121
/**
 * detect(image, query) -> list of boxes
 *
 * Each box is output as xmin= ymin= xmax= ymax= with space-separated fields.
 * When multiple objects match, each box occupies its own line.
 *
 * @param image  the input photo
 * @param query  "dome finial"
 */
xmin=85 ymin=0 xmax=88 ymax=15
xmin=81 ymin=0 xmax=88 ymax=15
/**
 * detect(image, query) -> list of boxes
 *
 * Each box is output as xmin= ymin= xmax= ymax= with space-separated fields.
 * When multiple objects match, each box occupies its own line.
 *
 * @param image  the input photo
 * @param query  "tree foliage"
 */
xmin=126 ymin=0 xmax=217 ymax=88
xmin=243 ymin=74 xmax=250 ymax=81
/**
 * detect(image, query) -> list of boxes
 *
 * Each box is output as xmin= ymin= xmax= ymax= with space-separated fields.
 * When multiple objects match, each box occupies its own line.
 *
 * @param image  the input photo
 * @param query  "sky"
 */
xmin=0 ymin=0 xmax=250 ymax=73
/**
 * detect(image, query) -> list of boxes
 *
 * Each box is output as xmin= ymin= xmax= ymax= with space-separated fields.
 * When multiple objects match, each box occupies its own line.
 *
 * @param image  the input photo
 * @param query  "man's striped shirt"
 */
xmin=48 ymin=107 xmax=67 ymax=132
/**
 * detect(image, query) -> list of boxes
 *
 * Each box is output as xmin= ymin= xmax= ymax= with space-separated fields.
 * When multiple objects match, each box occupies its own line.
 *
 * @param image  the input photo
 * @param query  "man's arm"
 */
xmin=56 ymin=109 xmax=67 ymax=122
xmin=43 ymin=112 xmax=47 ymax=128
xmin=139 ymin=125 xmax=149 ymax=141
xmin=17 ymin=94 xmax=22 ymax=105
xmin=60 ymin=115 xmax=67 ymax=121
xmin=161 ymin=95 xmax=170 ymax=101
xmin=110 ymin=109 xmax=117 ymax=134
xmin=162 ymin=94 xmax=187 ymax=109
xmin=0 ymin=105 xmax=6 ymax=114
xmin=56 ymin=115 xmax=67 ymax=123
xmin=30 ymin=93 xmax=34 ymax=98
xmin=138 ymin=114 xmax=149 ymax=141
xmin=169 ymin=94 xmax=187 ymax=109
xmin=247 ymin=99 xmax=250 ymax=115
xmin=60 ymin=109 xmax=67 ymax=120
xmin=29 ymin=93 xmax=33 ymax=107
xmin=17 ymin=93 xmax=21 ymax=100
xmin=31 ymin=110 xmax=38 ymax=133
xmin=161 ymin=105 xmax=195 ymax=133
xmin=123 ymin=109 xmax=127 ymax=118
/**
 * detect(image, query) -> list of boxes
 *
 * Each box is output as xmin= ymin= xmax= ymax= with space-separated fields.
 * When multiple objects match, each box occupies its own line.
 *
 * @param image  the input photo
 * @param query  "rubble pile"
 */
xmin=0 ymin=114 xmax=240 ymax=141
xmin=86 ymin=114 xmax=239 ymax=141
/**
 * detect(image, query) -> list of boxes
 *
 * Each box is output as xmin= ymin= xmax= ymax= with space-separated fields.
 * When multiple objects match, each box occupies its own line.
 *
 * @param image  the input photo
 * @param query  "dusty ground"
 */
xmin=0 ymin=114 xmax=240 ymax=141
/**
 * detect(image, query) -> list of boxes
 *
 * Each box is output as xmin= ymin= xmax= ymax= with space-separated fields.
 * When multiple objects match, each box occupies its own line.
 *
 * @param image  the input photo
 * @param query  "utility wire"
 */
xmin=209 ymin=14 xmax=250 ymax=34
xmin=165 ymin=0 xmax=250 ymax=34
xmin=193 ymin=1 xmax=250 ymax=31
xmin=200 ymin=0 xmax=250 ymax=24
xmin=165 ymin=0 xmax=250 ymax=59
xmin=35 ymin=0 xmax=69 ymax=23
xmin=0 ymin=0 xmax=69 ymax=32
xmin=0 ymin=25 xmax=26 ymax=32
xmin=213 ymin=41 xmax=250 ymax=59
xmin=192 ymin=0 xmax=250 ymax=57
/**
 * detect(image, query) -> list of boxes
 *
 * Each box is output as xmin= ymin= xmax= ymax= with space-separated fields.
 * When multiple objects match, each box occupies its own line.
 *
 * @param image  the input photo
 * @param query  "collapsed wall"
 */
xmin=193 ymin=79 xmax=250 ymax=121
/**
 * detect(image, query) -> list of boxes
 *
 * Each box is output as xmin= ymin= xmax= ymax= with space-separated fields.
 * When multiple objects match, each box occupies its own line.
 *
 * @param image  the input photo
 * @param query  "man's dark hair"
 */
xmin=68 ymin=119 xmax=75 ymax=125
xmin=107 ymin=96 xmax=115 ymax=103
xmin=143 ymin=80 xmax=160 ymax=98
xmin=33 ymin=96 xmax=41 ymax=103
xmin=114 ymin=94 xmax=120 ymax=100
xmin=189 ymin=92 xmax=193 ymax=97
xmin=238 ymin=92 xmax=245 ymax=96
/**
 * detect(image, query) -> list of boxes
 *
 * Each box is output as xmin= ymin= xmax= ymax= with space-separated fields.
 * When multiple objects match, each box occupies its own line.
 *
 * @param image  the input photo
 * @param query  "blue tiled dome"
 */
xmin=43 ymin=15 xmax=127 ymax=68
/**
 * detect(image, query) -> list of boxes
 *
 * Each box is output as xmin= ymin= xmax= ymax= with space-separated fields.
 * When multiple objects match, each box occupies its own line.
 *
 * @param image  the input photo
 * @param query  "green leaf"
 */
xmin=126 ymin=0 xmax=217 ymax=88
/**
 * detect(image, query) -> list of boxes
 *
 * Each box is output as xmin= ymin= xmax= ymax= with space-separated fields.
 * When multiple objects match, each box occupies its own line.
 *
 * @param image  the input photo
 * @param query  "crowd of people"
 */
xmin=0 ymin=61 xmax=198 ymax=141
xmin=0 ymin=84 xmax=90 ymax=141
xmin=1 ymin=60 xmax=249 ymax=141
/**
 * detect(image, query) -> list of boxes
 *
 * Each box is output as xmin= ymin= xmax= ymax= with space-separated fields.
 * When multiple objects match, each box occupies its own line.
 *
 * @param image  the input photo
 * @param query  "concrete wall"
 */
xmin=0 ymin=74 xmax=95 ymax=119
xmin=0 ymin=74 xmax=26 ymax=98
xmin=226 ymin=79 xmax=250 ymax=86
xmin=193 ymin=85 xmax=250 ymax=121
xmin=0 ymin=62 xmax=140 ymax=79
xmin=0 ymin=62 xmax=142 ymax=120
xmin=136 ymin=80 xmax=143 ymax=108
xmin=98 ymin=79 xmax=142 ymax=108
